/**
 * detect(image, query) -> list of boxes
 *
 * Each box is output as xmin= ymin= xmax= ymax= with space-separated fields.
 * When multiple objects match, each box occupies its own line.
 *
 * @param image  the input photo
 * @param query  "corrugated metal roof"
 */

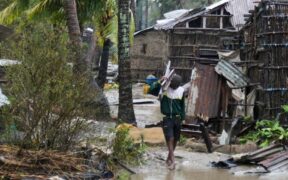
xmin=259 ymin=151 xmax=288 ymax=172
xmin=237 ymin=144 xmax=288 ymax=173
xmin=186 ymin=63 xmax=223 ymax=121
xmin=215 ymin=60 xmax=250 ymax=88
xmin=243 ymin=144 xmax=285 ymax=162
xmin=134 ymin=27 xmax=154 ymax=36
xmin=154 ymin=8 xmax=205 ymax=30
xmin=138 ymin=0 xmax=259 ymax=32
xmin=225 ymin=0 xmax=257 ymax=28
xmin=206 ymin=0 xmax=231 ymax=10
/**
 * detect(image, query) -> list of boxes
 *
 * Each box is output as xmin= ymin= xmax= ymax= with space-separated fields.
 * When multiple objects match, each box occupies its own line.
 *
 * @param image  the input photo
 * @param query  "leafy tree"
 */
xmin=0 ymin=24 xmax=94 ymax=149
xmin=0 ymin=0 xmax=112 ymax=120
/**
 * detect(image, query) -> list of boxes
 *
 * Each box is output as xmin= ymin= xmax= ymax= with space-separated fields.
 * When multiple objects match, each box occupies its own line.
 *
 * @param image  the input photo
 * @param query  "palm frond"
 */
xmin=0 ymin=2 xmax=19 ymax=24
xmin=0 ymin=0 xmax=31 ymax=24
xmin=27 ymin=0 xmax=63 ymax=20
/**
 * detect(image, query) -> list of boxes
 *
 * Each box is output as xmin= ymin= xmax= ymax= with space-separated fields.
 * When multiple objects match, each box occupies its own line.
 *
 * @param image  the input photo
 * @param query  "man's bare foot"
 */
xmin=168 ymin=162 xmax=176 ymax=170
xmin=166 ymin=158 xmax=172 ymax=166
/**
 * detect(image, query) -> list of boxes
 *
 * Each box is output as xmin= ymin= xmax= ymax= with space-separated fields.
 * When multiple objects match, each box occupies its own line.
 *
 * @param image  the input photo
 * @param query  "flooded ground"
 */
xmin=130 ymin=147 xmax=288 ymax=180
xmin=105 ymin=84 xmax=288 ymax=180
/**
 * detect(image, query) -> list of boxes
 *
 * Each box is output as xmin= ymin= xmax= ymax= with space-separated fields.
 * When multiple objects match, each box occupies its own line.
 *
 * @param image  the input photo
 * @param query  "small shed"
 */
xmin=131 ymin=0 xmax=257 ymax=82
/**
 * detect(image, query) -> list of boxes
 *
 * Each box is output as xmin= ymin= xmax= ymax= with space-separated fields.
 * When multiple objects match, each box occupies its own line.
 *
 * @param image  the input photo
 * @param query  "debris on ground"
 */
xmin=211 ymin=143 xmax=288 ymax=174
xmin=0 ymin=145 xmax=114 ymax=179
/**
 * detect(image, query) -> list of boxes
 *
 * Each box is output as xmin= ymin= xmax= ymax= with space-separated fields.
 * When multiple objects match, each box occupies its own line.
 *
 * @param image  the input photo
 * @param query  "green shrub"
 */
xmin=0 ymin=23 xmax=96 ymax=150
xmin=240 ymin=120 xmax=288 ymax=147
xmin=112 ymin=127 xmax=146 ymax=165
xmin=179 ymin=134 xmax=187 ymax=146
xmin=240 ymin=105 xmax=288 ymax=147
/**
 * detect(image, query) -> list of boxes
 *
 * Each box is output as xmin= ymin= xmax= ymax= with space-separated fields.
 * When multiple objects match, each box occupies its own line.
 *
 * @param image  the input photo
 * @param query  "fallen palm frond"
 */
xmin=0 ymin=145 xmax=99 ymax=179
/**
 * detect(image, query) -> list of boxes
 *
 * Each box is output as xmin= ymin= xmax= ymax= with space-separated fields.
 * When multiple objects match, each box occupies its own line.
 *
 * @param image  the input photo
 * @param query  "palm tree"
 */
xmin=96 ymin=39 xmax=112 ymax=88
xmin=118 ymin=0 xmax=136 ymax=124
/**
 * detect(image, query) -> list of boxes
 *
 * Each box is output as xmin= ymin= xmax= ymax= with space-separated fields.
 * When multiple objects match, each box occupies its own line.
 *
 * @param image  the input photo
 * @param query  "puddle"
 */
xmin=129 ymin=147 xmax=288 ymax=180
xmin=131 ymin=169 xmax=260 ymax=180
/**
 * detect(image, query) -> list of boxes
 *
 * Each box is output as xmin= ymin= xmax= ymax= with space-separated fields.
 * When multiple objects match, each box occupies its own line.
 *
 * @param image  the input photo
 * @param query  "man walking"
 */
xmin=147 ymin=74 xmax=185 ymax=170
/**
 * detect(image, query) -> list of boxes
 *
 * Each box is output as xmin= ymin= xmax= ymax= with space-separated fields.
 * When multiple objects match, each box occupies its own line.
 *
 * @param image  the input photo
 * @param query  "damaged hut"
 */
xmin=241 ymin=0 xmax=288 ymax=120
xmin=131 ymin=0 xmax=257 ymax=82
xmin=131 ymin=0 xmax=259 ymax=130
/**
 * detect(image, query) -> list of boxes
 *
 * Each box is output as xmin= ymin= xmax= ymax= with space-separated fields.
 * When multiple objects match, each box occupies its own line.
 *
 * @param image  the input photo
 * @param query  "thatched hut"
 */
xmin=131 ymin=0 xmax=257 ymax=82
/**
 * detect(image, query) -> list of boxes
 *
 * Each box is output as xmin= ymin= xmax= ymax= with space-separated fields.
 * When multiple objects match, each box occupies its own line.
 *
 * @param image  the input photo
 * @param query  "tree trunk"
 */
xmin=118 ymin=0 xmax=136 ymax=124
xmin=144 ymin=0 xmax=148 ymax=28
xmin=97 ymin=39 xmax=111 ymax=89
xmin=63 ymin=0 xmax=111 ymax=120
xmin=94 ymin=42 xmax=102 ymax=71
xmin=63 ymin=0 xmax=86 ymax=74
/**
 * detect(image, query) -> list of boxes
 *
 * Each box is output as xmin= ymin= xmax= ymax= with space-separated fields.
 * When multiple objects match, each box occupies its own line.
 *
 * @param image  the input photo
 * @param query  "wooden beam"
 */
xmin=173 ymin=27 xmax=237 ymax=32
xmin=169 ymin=44 xmax=218 ymax=48
xmin=220 ymin=7 xmax=224 ymax=29
xmin=201 ymin=14 xmax=232 ymax=17
xmin=202 ymin=17 xmax=207 ymax=28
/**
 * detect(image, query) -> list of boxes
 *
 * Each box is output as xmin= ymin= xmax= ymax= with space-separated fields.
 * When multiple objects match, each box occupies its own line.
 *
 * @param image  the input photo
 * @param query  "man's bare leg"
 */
xmin=165 ymin=137 xmax=172 ymax=166
xmin=167 ymin=138 xmax=175 ymax=170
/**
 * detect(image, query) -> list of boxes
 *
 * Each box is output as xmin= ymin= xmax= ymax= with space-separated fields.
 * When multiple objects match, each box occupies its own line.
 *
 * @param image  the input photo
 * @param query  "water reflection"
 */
xmin=132 ymin=169 xmax=260 ymax=180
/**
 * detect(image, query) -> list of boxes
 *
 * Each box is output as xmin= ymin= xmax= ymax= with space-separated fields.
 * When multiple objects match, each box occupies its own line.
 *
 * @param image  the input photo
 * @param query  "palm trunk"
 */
xmin=94 ymin=42 xmax=102 ymax=70
xmin=63 ymin=0 xmax=111 ymax=120
xmin=97 ymin=39 xmax=111 ymax=89
xmin=63 ymin=0 xmax=85 ymax=74
xmin=118 ymin=0 xmax=136 ymax=124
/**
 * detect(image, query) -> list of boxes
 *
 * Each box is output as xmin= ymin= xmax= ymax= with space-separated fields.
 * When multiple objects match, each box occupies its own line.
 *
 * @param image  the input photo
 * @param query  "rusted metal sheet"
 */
xmin=259 ymin=151 xmax=288 ymax=172
xmin=240 ymin=143 xmax=288 ymax=172
xmin=240 ymin=144 xmax=285 ymax=163
xmin=215 ymin=60 xmax=250 ymax=88
xmin=186 ymin=63 xmax=222 ymax=121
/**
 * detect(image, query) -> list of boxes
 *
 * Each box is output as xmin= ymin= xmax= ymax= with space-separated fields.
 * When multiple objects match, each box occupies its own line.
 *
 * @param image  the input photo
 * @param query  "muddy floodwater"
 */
xmin=130 ymin=147 xmax=288 ymax=180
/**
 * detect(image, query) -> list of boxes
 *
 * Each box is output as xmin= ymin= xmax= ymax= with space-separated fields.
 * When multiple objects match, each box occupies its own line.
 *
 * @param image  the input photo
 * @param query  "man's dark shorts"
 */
xmin=162 ymin=116 xmax=181 ymax=141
